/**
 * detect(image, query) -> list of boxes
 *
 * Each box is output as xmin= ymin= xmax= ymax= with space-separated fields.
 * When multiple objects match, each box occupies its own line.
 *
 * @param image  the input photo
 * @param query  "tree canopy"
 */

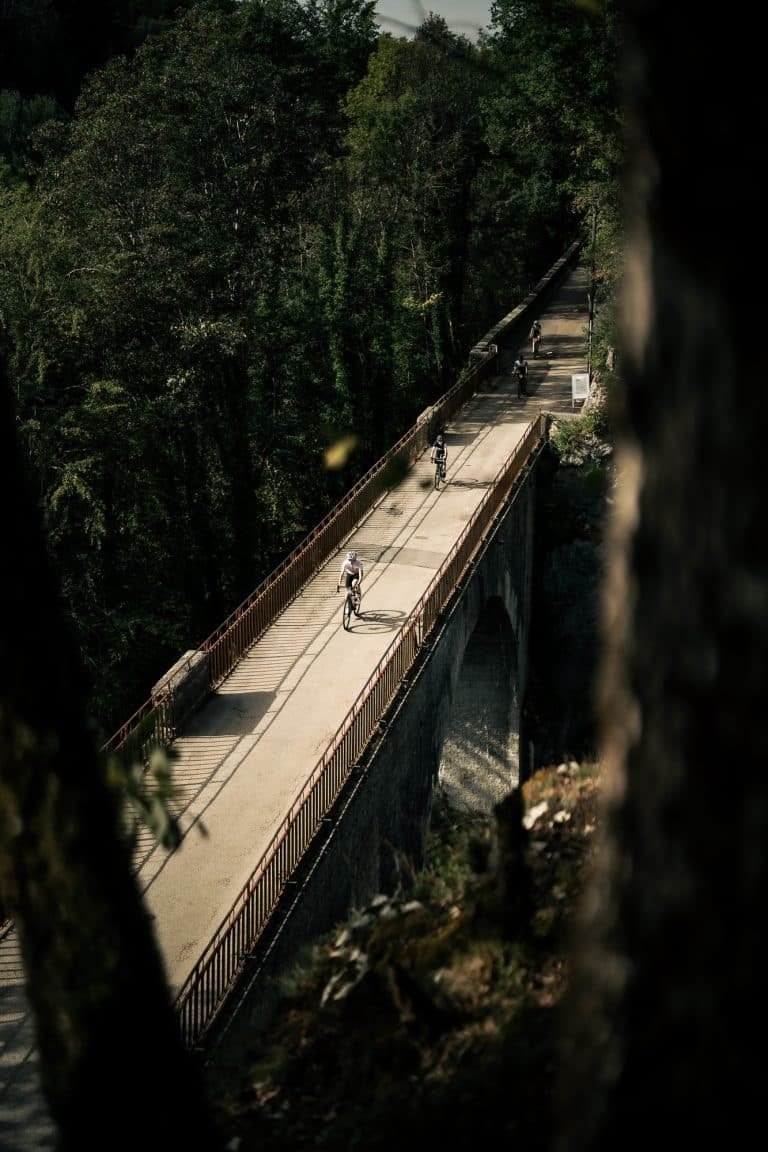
xmin=0 ymin=4 xmax=621 ymax=1140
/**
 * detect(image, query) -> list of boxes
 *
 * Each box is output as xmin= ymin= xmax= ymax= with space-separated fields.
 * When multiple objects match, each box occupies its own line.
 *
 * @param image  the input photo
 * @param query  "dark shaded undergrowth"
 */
xmin=206 ymin=760 xmax=602 ymax=1150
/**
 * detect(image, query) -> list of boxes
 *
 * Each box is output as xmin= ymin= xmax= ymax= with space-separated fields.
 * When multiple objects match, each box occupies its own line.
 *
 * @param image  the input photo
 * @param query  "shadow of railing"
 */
xmin=92 ymin=237 xmax=583 ymax=1048
xmin=173 ymin=412 xmax=549 ymax=1049
xmin=100 ymin=237 xmax=582 ymax=771
xmin=100 ymin=351 xmax=498 ymax=771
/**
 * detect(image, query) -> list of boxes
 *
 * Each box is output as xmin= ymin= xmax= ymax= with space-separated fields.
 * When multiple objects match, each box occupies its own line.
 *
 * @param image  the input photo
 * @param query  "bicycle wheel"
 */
xmin=343 ymin=593 xmax=353 ymax=630
xmin=434 ymin=462 xmax=441 ymax=490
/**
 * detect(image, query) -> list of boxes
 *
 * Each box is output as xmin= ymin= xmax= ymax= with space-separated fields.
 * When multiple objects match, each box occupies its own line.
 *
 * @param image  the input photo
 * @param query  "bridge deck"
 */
xmin=0 ymin=261 xmax=590 ymax=1150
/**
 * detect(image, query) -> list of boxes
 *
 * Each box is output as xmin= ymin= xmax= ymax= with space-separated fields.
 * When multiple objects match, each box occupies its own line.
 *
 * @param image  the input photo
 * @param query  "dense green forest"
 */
xmin=0 ymin=0 xmax=621 ymax=741
xmin=4 ymin=6 xmax=763 ymax=1151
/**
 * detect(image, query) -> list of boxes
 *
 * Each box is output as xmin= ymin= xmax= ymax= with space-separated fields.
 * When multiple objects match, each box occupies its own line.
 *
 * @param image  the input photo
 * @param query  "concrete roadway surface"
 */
xmin=0 ymin=261 xmax=591 ymax=1151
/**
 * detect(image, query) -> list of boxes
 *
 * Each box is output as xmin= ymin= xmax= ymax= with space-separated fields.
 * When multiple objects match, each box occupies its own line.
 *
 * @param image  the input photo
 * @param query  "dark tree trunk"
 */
xmin=557 ymin=5 xmax=766 ymax=1149
xmin=0 ymin=362 xmax=223 ymax=1148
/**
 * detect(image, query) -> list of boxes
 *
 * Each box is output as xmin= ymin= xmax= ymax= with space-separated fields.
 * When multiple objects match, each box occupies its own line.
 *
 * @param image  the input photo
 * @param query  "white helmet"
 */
xmin=347 ymin=551 xmax=357 ymax=562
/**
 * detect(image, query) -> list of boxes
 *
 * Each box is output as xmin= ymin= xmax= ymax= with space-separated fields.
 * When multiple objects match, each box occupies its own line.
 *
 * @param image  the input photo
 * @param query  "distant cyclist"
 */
xmin=514 ymin=351 xmax=529 ymax=397
xmin=529 ymin=319 xmax=542 ymax=357
xmin=430 ymin=432 xmax=448 ymax=469
xmin=337 ymin=550 xmax=364 ymax=595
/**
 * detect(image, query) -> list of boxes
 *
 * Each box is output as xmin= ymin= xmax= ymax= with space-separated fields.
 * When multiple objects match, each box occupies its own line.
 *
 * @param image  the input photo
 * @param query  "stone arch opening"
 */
xmin=437 ymin=596 xmax=520 ymax=814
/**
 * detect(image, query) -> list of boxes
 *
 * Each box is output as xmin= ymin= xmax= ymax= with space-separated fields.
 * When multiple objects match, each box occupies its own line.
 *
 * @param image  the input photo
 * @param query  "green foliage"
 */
xmin=413 ymin=800 xmax=491 ymax=904
xmin=3 ymin=0 xmax=367 ymax=728
xmin=0 ymin=0 xmax=622 ymax=743
xmin=107 ymin=744 xmax=185 ymax=851
xmin=208 ymin=761 xmax=604 ymax=1149
xmin=0 ymin=89 xmax=66 ymax=177
xmin=479 ymin=0 xmax=622 ymax=314
xmin=341 ymin=21 xmax=492 ymax=409
xmin=550 ymin=402 xmax=610 ymax=457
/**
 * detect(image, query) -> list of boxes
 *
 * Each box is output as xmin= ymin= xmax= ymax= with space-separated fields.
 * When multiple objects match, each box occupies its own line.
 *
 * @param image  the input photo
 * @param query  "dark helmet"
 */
xmin=436 ymin=433 xmax=444 ymax=444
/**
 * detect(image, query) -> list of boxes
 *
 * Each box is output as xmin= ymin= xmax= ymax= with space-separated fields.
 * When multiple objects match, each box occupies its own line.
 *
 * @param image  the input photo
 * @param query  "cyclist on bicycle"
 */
xmin=430 ymin=433 xmax=448 ymax=469
xmin=337 ymin=550 xmax=364 ymax=595
xmin=529 ymin=319 xmax=542 ymax=357
xmin=514 ymin=351 xmax=529 ymax=397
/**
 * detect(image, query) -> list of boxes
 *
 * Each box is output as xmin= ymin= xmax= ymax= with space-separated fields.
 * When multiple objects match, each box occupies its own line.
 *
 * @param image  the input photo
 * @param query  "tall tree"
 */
xmin=479 ymin=0 xmax=621 ymax=310
xmin=0 ymin=351 xmax=223 ymax=1148
xmin=556 ymin=2 xmax=766 ymax=1148
xmin=2 ymin=0 xmax=369 ymax=731
xmin=0 ymin=0 xmax=609 ymax=743
xmin=341 ymin=17 xmax=487 ymax=420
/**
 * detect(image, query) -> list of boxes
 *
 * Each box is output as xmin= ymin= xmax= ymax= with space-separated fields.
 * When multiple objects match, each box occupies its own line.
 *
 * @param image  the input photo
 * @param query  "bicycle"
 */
xmin=340 ymin=582 xmax=362 ymax=630
xmin=433 ymin=455 xmax=447 ymax=490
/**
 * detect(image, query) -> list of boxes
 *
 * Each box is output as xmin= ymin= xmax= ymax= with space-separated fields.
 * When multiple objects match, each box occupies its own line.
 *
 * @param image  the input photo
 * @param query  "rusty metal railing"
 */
xmin=95 ymin=239 xmax=582 ymax=1045
xmin=100 ymin=236 xmax=583 ymax=771
xmin=100 ymin=352 xmax=497 ymax=770
xmin=174 ymin=412 xmax=548 ymax=1048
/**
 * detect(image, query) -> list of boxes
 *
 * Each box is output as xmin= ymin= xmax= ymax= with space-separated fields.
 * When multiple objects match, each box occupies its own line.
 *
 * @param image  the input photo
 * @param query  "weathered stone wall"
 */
xmin=151 ymin=649 xmax=211 ymax=735
xmin=526 ymin=437 xmax=612 ymax=768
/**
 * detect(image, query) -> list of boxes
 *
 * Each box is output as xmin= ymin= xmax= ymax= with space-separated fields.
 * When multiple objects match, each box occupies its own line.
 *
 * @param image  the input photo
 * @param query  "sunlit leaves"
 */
xmin=324 ymin=434 xmax=359 ymax=470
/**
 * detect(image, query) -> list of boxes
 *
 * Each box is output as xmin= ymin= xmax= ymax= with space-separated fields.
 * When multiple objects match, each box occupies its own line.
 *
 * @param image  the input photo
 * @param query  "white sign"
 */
xmin=571 ymin=373 xmax=590 ymax=408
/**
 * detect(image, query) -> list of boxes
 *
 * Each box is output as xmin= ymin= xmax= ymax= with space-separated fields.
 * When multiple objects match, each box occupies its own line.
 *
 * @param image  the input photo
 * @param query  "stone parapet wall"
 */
xmin=152 ymin=649 xmax=211 ymax=735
